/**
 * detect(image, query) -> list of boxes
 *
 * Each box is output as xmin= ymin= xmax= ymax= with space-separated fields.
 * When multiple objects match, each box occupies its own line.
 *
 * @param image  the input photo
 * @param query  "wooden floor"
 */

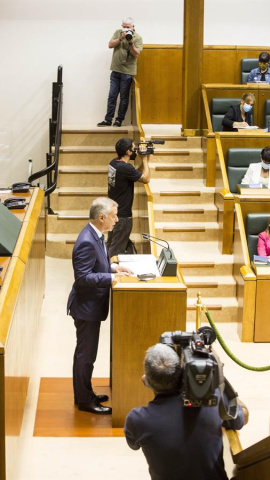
xmin=33 ymin=377 xmax=124 ymax=437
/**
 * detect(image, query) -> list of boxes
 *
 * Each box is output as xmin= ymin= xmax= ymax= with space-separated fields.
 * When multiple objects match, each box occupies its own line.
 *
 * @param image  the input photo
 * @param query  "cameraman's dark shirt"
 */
xmin=108 ymin=159 xmax=142 ymax=217
xmin=124 ymin=391 xmax=244 ymax=480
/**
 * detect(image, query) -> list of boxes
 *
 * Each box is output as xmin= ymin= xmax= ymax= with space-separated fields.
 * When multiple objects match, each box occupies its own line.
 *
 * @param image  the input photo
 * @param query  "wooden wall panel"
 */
xmin=136 ymin=45 xmax=270 ymax=125
xmin=202 ymin=47 xmax=238 ymax=84
xmin=136 ymin=46 xmax=182 ymax=124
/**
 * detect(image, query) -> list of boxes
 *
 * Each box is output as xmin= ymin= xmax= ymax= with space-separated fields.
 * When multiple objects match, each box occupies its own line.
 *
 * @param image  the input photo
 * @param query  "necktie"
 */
xmin=100 ymin=234 xmax=106 ymax=253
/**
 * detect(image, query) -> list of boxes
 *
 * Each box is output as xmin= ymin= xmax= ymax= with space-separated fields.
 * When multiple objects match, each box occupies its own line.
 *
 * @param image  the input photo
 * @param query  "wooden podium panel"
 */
xmin=250 ymin=263 xmax=270 ymax=342
xmin=111 ymin=275 xmax=187 ymax=427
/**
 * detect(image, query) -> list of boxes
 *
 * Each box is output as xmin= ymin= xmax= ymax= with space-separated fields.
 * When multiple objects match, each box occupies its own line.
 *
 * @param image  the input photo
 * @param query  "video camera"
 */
xmin=159 ymin=326 xmax=238 ymax=419
xmin=135 ymin=139 xmax=165 ymax=156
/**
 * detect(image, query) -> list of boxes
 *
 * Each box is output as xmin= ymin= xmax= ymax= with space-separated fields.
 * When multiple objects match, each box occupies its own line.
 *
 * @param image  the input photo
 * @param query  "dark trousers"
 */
xmin=73 ymin=319 xmax=101 ymax=403
xmin=105 ymin=71 xmax=133 ymax=123
xmin=107 ymin=216 xmax=133 ymax=257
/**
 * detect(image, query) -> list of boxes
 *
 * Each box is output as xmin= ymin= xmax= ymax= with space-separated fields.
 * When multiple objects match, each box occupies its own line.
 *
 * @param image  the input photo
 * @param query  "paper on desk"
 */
xmin=119 ymin=254 xmax=160 ymax=276
xmin=236 ymin=125 xmax=259 ymax=129
xmin=118 ymin=254 xmax=156 ymax=262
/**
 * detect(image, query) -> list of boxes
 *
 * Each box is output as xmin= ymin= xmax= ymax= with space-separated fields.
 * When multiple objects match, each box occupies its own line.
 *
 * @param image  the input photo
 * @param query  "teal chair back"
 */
xmin=265 ymin=99 xmax=270 ymax=129
xmin=211 ymin=98 xmax=241 ymax=132
xmin=227 ymin=148 xmax=261 ymax=193
xmin=246 ymin=213 xmax=270 ymax=260
xmin=241 ymin=58 xmax=258 ymax=83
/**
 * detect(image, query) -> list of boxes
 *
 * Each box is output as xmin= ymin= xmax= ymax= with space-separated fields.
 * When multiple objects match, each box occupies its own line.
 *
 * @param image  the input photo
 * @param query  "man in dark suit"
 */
xmin=67 ymin=197 xmax=131 ymax=414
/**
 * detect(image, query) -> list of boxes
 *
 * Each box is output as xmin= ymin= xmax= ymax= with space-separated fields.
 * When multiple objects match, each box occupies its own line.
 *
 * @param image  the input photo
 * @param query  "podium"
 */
xmin=111 ymin=273 xmax=187 ymax=427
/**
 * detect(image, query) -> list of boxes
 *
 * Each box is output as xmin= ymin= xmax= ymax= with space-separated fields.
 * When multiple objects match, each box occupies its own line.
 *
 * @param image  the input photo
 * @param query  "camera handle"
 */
xmin=215 ymin=352 xmax=238 ymax=420
xmin=219 ymin=378 xmax=239 ymax=421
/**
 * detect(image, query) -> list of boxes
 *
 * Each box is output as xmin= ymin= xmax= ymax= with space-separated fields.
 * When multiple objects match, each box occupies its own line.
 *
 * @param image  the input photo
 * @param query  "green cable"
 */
xmin=204 ymin=309 xmax=270 ymax=372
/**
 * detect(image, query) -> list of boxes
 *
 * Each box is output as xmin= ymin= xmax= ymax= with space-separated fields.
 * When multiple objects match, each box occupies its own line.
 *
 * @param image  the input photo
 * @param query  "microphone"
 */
xmin=142 ymin=233 xmax=177 ymax=277
xmin=142 ymin=232 xmax=170 ymax=255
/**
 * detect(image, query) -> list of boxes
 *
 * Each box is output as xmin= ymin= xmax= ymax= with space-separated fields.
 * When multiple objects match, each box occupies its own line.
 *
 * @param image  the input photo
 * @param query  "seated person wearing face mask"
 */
xmin=247 ymin=51 xmax=270 ymax=83
xmin=222 ymin=93 xmax=255 ymax=132
xmin=241 ymin=147 xmax=270 ymax=188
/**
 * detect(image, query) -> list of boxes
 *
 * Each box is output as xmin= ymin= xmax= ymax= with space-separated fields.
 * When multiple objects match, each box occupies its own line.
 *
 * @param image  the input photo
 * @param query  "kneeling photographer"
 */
xmin=124 ymin=335 xmax=248 ymax=480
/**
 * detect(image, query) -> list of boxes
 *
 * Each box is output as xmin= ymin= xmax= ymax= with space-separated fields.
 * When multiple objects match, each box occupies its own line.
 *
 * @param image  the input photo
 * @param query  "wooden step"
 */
xmin=150 ymin=163 xmax=203 ymax=179
xmin=59 ymin=146 xmax=115 ymax=166
xmin=160 ymin=191 xmax=201 ymax=196
xmin=61 ymin=127 xmax=131 ymax=147
xmin=47 ymin=211 xmax=146 ymax=234
xmin=155 ymin=222 xmax=219 ymax=241
xmin=150 ymin=136 xmax=202 ymax=148
xmin=164 ymin=226 xmax=205 ymax=232
xmin=151 ymin=148 xmax=202 ymax=163
xmin=46 ymin=232 xmax=144 ymax=258
xmin=50 ymin=187 xmax=142 ymax=210
xmin=58 ymin=166 xmax=107 ymax=188
xmin=155 ymin=166 xmax=193 ymax=171
xmin=179 ymin=261 xmax=215 ymax=268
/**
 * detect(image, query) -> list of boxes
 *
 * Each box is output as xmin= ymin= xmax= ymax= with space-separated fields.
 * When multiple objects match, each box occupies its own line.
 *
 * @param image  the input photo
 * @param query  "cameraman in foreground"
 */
xmin=124 ymin=344 xmax=248 ymax=480
xmin=107 ymin=137 xmax=150 ymax=258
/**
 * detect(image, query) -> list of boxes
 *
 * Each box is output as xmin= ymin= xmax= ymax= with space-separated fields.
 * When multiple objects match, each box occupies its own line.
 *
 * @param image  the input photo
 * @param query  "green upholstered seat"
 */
xmin=227 ymin=148 xmax=261 ymax=193
xmin=241 ymin=58 xmax=258 ymax=83
xmin=265 ymin=99 xmax=270 ymax=129
xmin=246 ymin=213 xmax=270 ymax=260
xmin=211 ymin=98 xmax=241 ymax=132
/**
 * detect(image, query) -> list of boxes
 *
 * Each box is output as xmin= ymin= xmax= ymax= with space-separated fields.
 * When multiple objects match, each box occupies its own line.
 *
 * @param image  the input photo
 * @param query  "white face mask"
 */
xmin=261 ymin=161 xmax=270 ymax=170
xmin=243 ymin=103 xmax=253 ymax=113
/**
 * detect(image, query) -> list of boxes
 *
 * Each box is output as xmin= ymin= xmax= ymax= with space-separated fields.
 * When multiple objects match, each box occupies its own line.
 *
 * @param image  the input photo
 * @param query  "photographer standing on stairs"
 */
xmin=97 ymin=17 xmax=143 ymax=127
xmin=107 ymin=137 xmax=150 ymax=258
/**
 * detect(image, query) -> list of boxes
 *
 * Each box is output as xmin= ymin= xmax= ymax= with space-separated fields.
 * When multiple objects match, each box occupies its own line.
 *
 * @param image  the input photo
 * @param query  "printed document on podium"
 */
xmin=118 ymin=254 xmax=160 ymax=277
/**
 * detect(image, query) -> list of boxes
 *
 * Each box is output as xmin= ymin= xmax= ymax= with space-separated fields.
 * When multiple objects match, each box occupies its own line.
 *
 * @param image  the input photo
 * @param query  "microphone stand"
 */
xmin=142 ymin=233 xmax=177 ymax=276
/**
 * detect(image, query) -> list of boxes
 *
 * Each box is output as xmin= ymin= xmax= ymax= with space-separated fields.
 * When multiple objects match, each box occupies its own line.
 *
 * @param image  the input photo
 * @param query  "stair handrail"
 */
xmin=28 ymin=65 xmax=63 ymax=211
xmin=133 ymin=78 xmax=157 ymax=255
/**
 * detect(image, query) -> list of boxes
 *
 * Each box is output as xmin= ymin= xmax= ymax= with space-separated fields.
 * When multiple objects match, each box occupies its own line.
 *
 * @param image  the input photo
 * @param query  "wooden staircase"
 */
xmin=149 ymin=135 xmax=238 ymax=323
xmin=47 ymin=125 xmax=143 ymax=257
xmin=47 ymin=127 xmax=238 ymax=322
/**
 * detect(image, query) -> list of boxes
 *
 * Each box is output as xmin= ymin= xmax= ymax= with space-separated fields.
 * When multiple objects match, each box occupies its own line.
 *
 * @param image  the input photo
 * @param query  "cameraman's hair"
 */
xmin=115 ymin=138 xmax=133 ymax=158
xmin=259 ymin=51 xmax=270 ymax=63
xmin=123 ymin=17 xmax=135 ymax=26
xmin=261 ymin=147 xmax=270 ymax=163
xmin=144 ymin=344 xmax=181 ymax=393
xmin=89 ymin=197 xmax=117 ymax=220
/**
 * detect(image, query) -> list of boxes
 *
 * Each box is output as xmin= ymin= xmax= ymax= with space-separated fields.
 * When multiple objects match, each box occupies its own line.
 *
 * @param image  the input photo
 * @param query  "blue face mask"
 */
xmin=243 ymin=103 xmax=253 ymax=113
xmin=261 ymin=161 xmax=270 ymax=170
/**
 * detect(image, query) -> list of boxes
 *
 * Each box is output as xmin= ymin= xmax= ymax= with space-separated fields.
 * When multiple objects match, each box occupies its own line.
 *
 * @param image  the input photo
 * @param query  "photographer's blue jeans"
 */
xmin=105 ymin=71 xmax=133 ymax=124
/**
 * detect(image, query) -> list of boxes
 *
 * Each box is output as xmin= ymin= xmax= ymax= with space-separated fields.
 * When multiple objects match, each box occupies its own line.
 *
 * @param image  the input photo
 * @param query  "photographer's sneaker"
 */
xmin=97 ymin=120 xmax=112 ymax=127
xmin=113 ymin=120 xmax=122 ymax=127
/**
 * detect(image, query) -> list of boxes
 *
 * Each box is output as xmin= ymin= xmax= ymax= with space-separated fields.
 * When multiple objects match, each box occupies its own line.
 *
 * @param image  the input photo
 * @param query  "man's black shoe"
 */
xmin=113 ymin=120 xmax=122 ymax=127
xmin=78 ymin=399 xmax=112 ymax=415
xmin=74 ymin=393 xmax=109 ymax=406
xmin=97 ymin=120 xmax=111 ymax=127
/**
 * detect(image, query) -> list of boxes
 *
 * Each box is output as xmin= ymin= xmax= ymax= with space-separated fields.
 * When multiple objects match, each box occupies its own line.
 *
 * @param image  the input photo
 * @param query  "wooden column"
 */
xmin=182 ymin=0 xmax=204 ymax=135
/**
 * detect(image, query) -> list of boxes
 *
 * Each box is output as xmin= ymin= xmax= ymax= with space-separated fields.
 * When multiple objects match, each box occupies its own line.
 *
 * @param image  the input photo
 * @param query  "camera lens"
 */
xmin=125 ymin=30 xmax=133 ymax=41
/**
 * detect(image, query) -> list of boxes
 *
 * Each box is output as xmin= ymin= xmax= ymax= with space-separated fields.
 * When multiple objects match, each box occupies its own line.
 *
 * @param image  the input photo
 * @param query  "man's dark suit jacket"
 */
xmin=222 ymin=104 xmax=252 ymax=131
xmin=67 ymin=223 xmax=112 ymax=321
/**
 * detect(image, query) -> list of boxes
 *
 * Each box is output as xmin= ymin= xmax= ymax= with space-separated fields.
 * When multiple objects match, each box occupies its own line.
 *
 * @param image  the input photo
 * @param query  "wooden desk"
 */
xmin=236 ymin=185 xmax=270 ymax=195
xmin=111 ymin=273 xmax=187 ymax=427
xmin=201 ymin=84 xmax=270 ymax=187
xmin=0 ymin=187 xmax=45 ymax=480
xmin=251 ymin=262 xmax=270 ymax=342
xmin=214 ymin=132 xmax=270 ymax=253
